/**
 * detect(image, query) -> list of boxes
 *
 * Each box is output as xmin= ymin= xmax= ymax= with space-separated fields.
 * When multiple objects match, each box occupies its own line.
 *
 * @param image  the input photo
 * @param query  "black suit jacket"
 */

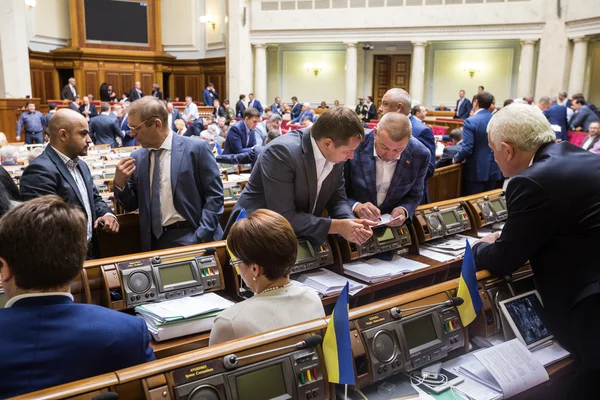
xmin=435 ymin=144 xmax=461 ymax=168
xmin=61 ymin=85 xmax=76 ymax=101
xmin=20 ymin=146 xmax=111 ymax=258
xmin=68 ymin=103 xmax=79 ymax=112
xmin=79 ymin=104 xmax=98 ymax=119
xmin=472 ymin=142 xmax=600 ymax=357
xmin=236 ymin=100 xmax=246 ymax=118
xmin=41 ymin=112 xmax=55 ymax=135
xmin=152 ymin=91 xmax=163 ymax=100
xmin=129 ymin=88 xmax=144 ymax=101
xmin=90 ymin=114 xmax=122 ymax=148
xmin=214 ymin=106 xmax=226 ymax=118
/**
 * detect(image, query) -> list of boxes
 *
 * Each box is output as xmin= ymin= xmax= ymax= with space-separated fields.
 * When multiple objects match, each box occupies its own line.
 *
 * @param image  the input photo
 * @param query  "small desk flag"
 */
xmin=456 ymin=240 xmax=483 ymax=326
xmin=323 ymin=282 xmax=355 ymax=384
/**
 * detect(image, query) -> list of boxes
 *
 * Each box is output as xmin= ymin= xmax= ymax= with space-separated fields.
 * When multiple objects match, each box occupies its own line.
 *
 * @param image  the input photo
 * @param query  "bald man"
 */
xmin=378 ymin=88 xmax=436 ymax=204
xmin=344 ymin=112 xmax=431 ymax=226
xmin=20 ymin=109 xmax=119 ymax=259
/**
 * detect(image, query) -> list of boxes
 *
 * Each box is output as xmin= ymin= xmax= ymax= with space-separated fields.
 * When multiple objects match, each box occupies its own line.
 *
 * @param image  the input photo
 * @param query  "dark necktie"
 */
xmin=151 ymin=149 xmax=164 ymax=239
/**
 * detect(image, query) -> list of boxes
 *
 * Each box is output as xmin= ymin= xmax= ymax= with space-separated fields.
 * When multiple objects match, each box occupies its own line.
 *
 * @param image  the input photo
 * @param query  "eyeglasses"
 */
xmin=127 ymin=116 xmax=159 ymax=131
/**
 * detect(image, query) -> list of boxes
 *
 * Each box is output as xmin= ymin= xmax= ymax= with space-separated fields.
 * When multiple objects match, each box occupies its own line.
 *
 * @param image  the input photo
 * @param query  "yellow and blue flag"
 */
xmin=456 ymin=240 xmax=483 ymax=326
xmin=323 ymin=282 xmax=354 ymax=385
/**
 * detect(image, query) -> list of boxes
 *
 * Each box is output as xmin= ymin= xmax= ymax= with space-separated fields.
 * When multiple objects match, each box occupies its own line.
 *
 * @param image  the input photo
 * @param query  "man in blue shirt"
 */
xmin=183 ymin=96 xmax=199 ymax=122
xmin=16 ymin=101 xmax=44 ymax=144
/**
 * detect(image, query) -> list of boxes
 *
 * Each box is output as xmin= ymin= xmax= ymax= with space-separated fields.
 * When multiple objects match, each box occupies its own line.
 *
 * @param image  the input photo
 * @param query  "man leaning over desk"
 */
xmin=344 ymin=112 xmax=431 ymax=225
xmin=228 ymin=107 xmax=375 ymax=246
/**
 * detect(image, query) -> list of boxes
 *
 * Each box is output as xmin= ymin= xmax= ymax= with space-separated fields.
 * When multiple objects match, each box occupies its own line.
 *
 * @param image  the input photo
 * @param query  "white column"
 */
xmin=226 ymin=0 xmax=253 ymax=101
xmin=253 ymin=43 xmax=268 ymax=105
xmin=345 ymin=42 xmax=358 ymax=109
xmin=409 ymin=42 xmax=426 ymax=105
xmin=517 ymin=40 xmax=537 ymax=97
xmin=0 ymin=0 xmax=32 ymax=97
xmin=267 ymin=45 xmax=280 ymax=102
xmin=568 ymin=37 xmax=589 ymax=95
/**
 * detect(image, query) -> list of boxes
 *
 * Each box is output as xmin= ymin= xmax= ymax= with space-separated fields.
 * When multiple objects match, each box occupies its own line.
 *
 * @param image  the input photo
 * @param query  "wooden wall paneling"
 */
xmin=31 ymin=70 xmax=46 ymax=103
xmin=141 ymin=73 xmax=154 ymax=95
xmin=174 ymin=76 xmax=185 ymax=100
xmin=105 ymin=72 xmax=121 ymax=96
xmin=186 ymin=76 xmax=200 ymax=102
xmin=391 ymin=55 xmax=411 ymax=94
xmin=44 ymin=71 xmax=56 ymax=101
xmin=373 ymin=56 xmax=390 ymax=111
xmin=121 ymin=73 xmax=134 ymax=97
xmin=85 ymin=71 xmax=99 ymax=100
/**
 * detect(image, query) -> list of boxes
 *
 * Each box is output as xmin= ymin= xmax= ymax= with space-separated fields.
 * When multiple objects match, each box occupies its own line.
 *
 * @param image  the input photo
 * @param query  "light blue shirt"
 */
xmin=184 ymin=102 xmax=199 ymax=120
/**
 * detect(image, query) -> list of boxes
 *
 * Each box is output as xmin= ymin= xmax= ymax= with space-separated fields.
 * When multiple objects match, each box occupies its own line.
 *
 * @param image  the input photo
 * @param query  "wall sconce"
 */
xmin=24 ymin=0 xmax=36 ymax=10
xmin=200 ymin=16 xmax=216 ymax=30
xmin=460 ymin=62 xmax=482 ymax=78
xmin=304 ymin=62 xmax=325 ymax=77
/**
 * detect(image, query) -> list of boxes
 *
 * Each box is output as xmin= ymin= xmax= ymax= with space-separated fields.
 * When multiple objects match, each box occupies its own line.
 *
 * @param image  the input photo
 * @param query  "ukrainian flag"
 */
xmin=456 ymin=240 xmax=483 ymax=326
xmin=323 ymin=282 xmax=355 ymax=384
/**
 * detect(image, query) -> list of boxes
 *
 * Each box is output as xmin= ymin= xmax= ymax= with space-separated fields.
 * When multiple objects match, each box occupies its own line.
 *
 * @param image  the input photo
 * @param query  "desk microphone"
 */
xmin=390 ymin=297 xmax=464 ymax=319
xmin=223 ymin=335 xmax=323 ymax=370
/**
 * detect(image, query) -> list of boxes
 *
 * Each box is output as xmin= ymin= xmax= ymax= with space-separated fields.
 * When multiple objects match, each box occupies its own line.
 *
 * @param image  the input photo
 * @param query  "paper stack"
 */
xmin=294 ymin=268 xmax=366 ymax=296
xmin=135 ymin=293 xmax=234 ymax=342
xmin=419 ymin=234 xmax=478 ymax=262
xmin=343 ymin=256 xmax=430 ymax=283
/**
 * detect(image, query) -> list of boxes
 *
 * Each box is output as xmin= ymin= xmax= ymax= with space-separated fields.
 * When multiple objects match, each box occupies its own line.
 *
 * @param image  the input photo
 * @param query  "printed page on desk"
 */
xmin=473 ymin=339 xmax=549 ymax=398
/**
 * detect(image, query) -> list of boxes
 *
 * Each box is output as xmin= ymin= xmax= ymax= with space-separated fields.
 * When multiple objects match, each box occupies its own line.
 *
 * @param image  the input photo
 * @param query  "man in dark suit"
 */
xmin=539 ymin=96 xmax=568 ymax=141
xmin=202 ymin=82 xmax=219 ymax=106
xmin=79 ymin=96 xmax=98 ymax=121
xmin=291 ymin=96 xmax=302 ymax=120
xmin=166 ymin=101 xmax=183 ymax=133
xmin=453 ymin=91 xmax=501 ymax=195
xmin=41 ymin=103 xmax=57 ymax=140
xmin=216 ymin=130 xmax=281 ymax=166
xmin=89 ymin=102 xmax=123 ymax=148
xmin=247 ymin=93 xmax=264 ymax=116
xmin=236 ymin=94 xmax=247 ymax=118
xmin=473 ymin=103 xmax=600 ymax=397
xmin=61 ymin=77 xmax=77 ymax=101
xmin=129 ymin=81 xmax=144 ymax=102
xmin=229 ymin=107 xmax=375 ymax=246
xmin=20 ymin=109 xmax=120 ymax=258
xmin=68 ymin=97 xmax=80 ymax=112
xmin=212 ymin=99 xmax=226 ymax=119
xmin=581 ymin=121 xmax=600 ymax=151
xmin=454 ymin=89 xmax=472 ymax=119
xmin=291 ymin=102 xmax=315 ymax=124
xmin=114 ymin=96 xmax=224 ymax=251
xmin=570 ymin=97 xmax=600 ymax=132
xmin=362 ymin=96 xmax=378 ymax=122
xmin=345 ymin=112 xmax=430 ymax=226
xmin=436 ymin=128 xmax=463 ymax=168
xmin=378 ymin=88 xmax=436 ymax=204
xmin=151 ymin=84 xmax=163 ymax=100
xmin=0 ymin=196 xmax=154 ymax=398
xmin=224 ymin=108 xmax=260 ymax=154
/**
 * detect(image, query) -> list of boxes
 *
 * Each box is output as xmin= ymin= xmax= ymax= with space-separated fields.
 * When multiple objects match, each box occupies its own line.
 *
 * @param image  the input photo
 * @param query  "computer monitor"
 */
xmin=499 ymin=290 xmax=552 ymax=349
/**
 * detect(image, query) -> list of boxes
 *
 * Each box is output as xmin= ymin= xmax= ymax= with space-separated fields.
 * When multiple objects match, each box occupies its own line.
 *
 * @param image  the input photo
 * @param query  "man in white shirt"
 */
xmin=581 ymin=121 xmax=600 ymax=151
xmin=183 ymin=96 xmax=199 ymax=121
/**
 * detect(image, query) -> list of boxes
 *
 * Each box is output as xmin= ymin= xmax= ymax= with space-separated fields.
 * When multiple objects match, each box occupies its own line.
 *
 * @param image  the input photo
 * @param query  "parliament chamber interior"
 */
xmin=1 ymin=0 xmax=600 ymax=399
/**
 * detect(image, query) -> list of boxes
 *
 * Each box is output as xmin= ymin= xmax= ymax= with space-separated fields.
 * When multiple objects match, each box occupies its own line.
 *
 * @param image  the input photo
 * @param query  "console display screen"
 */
xmin=490 ymin=199 xmax=505 ymax=212
xmin=237 ymin=364 xmax=288 ymax=400
xmin=403 ymin=314 xmax=439 ymax=352
xmin=296 ymin=241 xmax=313 ymax=262
xmin=159 ymin=262 xmax=195 ymax=286
xmin=503 ymin=293 xmax=551 ymax=346
xmin=441 ymin=211 xmax=458 ymax=225
xmin=374 ymin=227 xmax=395 ymax=243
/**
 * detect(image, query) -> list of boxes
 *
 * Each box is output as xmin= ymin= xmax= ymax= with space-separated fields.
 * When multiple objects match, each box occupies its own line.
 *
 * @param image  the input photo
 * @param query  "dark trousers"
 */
xmin=25 ymin=131 xmax=43 ymax=144
xmin=463 ymin=180 xmax=497 ymax=196
xmin=150 ymin=226 xmax=200 ymax=250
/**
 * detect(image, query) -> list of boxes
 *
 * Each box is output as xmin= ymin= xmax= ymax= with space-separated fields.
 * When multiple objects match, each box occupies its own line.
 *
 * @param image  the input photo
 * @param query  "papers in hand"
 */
xmin=375 ymin=213 xmax=403 ymax=227
xmin=343 ymin=255 xmax=429 ymax=283
xmin=294 ymin=268 xmax=366 ymax=297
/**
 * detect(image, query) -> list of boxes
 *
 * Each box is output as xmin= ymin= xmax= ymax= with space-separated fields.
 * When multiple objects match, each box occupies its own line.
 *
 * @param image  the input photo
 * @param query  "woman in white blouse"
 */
xmin=209 ymin=209 xmax=325 ymax=345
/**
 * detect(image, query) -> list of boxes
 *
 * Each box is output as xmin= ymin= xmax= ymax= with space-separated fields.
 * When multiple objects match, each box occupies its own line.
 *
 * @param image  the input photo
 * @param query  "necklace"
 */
xmin=259 ymin=282 xmax=292 ymax=295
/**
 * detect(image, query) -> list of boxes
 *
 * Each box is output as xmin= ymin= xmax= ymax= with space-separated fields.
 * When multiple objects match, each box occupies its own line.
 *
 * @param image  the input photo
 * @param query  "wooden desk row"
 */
xmin=13 ymin=268 xmax=575 ymax=400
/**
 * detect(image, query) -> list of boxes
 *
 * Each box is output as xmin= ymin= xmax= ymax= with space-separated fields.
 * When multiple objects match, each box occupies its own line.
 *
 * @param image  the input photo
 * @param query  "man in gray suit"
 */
xmin=229 ymin=107 xmax=375 ymax=246
xmin=89 ymin=103 xmax=123 ymax=148
xmin=570 ymin=97 xmax=600 ymax=132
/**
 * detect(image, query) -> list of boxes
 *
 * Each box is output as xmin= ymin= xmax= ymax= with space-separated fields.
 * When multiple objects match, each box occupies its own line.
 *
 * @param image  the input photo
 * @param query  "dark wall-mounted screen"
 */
xmin=84 ymin=0 xmax=149 ymax=45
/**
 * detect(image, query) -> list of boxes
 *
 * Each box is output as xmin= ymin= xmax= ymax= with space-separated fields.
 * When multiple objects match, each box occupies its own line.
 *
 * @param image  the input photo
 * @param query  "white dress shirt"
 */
xmin=5 ymin=292 xmax=73 ymax=308
xmin=149 ymin=131 xmax=185 ymax=226
xmin=582 ymin=136 xmax=595 ymax=150
xmin=310 ymin=136 xmax=335 ymax=214
xmin=168 ymin=113 xmax=173 ymax=130
xmin=69 ymin=84 xmax=77 ymax=98
xmin=374 ymin=145 xmax=401 ymax=207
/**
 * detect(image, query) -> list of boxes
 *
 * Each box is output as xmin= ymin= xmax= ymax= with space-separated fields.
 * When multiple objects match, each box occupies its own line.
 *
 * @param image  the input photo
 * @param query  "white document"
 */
xmin=374 ymin=213 xmax=403 ymax=227
xmin=419 ymin=248 xmax=457 ymax=262
xmin=453 ymin=378 xmax=502 ymax=400
xmin=473 ymin=339 xmax=549 ymax=398
xmin=136 ymin=293 xmax=234 ymax=322
xmin=343 ymin=261 xmax=390 ymax=283
xmin=295 ymin=268 xmax=366 ymax=297
xmin=531 ymin=342 xmax=570 ymax=367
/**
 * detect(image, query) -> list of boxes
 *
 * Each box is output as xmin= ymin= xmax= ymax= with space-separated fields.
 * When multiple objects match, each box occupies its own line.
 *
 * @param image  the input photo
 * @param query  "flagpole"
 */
xmin=345 ymin=384 xmax=348 ymax=400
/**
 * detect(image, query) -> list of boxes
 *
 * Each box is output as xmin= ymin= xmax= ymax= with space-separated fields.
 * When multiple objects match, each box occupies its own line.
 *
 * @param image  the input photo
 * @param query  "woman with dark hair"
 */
xmin=99 ymin=83 xmax=110 ymax=102
xmin=208 ymin=209 xmax=325 ymax=345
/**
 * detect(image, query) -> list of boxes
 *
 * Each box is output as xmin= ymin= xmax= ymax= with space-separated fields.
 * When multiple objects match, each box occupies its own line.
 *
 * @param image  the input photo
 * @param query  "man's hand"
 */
xmin=474 ymin=231 xmax=500 ymax=246
xmin=94 ymin=215 xmax=119 ymax=233
xmin=575 ymin=127 xmax=583 ymax=132
xmin=16 ymin=135 xmax=21 ymax=142
xmin=387 ymin=207 xmax=407 ymax=227
xmin=114 ymin=157 xmax=136 ymax=189
xmin=354 ymin=202 xmax=381 ymax=222
xmin=331 ymin=219 xmax=376 ymax=245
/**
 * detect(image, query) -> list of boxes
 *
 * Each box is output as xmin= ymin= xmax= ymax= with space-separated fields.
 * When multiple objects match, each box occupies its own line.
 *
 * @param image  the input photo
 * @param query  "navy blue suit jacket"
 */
xmin=409 ymin=115 xmax=436 ymax=203
xmin=453 ymin=110 xmax=501 ymax=183
xmin=90 ymin=114 xmax=122 ymax=148
xmin=0 ymin=295 xmax=155 ymax=398
xmin=115 ymin=134 xmax=224 ymax=251
xmin=291 ymin=103 xmax=302 ymax=120
xmin=224 ymin=120 xmax=256 ymax=154
xmin=170 ymin=109 xmax=183 ymax=132
xmin=247 ymin=99 xmax=264 ymax=115
xmin=236 ymin=100 xmax=246 ymax=118
xmin=291 ymin=110 xmax=315 ymax=124
xmin=544 ymin=104 xmax=568 ymax=141
xmin=20 ymin=146 xmax=111 ymax=257
xmin=455 ymin=98 xmax=472 ymax=119
xmin=216 ymin=146 xmax=265 ymax=166
xmin=344 ymin=133 xmax=430 ymax=218
xmin=120 ymin=115 xmax=138 ymax=147
xmin=203 ymin=88 xmax=219 ymax=106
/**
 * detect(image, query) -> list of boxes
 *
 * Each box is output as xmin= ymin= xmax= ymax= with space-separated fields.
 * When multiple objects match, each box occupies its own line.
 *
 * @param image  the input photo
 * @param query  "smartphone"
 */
xmin=419 ymin=368 xmax=465 ymax=394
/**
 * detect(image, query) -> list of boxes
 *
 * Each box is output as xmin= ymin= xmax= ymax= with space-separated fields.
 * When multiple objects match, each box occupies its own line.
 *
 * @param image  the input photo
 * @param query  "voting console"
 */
xmin=465 ymin=191 xmax=508 ymax=228
xmin=292 ymin=239 xmax=333 ymax=274
xmin=338 ymin=224 xmax=413 ymax=262
xmin=413 ymin=203 xmax=471 ymax=242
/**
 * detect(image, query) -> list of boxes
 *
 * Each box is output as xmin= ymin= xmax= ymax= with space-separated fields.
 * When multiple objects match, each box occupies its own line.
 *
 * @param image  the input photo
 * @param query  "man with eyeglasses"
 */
xmin=113 ymin=96 xmax=224 ymax=251
xmin=20 ymin=109 xmax=120 ymax=259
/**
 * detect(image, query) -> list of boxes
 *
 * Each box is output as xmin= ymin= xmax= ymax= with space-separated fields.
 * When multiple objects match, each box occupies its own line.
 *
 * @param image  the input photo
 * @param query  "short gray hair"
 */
xmin=27 ymin=147 xmax=43 ymax=162
xmin=558 ymin=90 xmax=568 ymax=97
xmin=487 ymin=104 xmax=555 ymax=151
xmin=268 ymin=113 xmax=282 ymax=123
xmin=538 ymin=96 xmax=551 ymax=105
xmin=0 ymin=145 xmax=18 ymax=161
xmin=378 ymin=112 xmax=412 ymax=141
xmin=386 ymin=88 xmax=412 ymax=115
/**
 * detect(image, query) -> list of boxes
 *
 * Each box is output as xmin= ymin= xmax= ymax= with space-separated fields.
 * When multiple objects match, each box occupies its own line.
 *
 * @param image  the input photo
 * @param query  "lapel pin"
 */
xmin=405 ymin=160 xmax=410 ymax=164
